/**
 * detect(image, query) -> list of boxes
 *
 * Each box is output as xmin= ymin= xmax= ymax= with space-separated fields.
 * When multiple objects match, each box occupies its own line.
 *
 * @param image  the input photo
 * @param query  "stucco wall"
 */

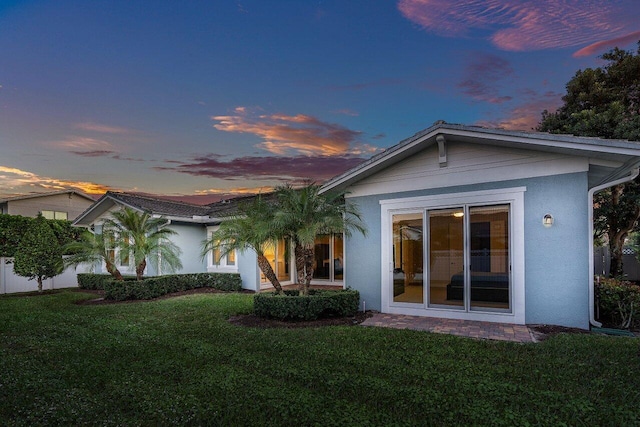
xmin=160 ymin=223 xmax=208 ymax=275
xmin=346 ymin=172 xmax=590 ymax=328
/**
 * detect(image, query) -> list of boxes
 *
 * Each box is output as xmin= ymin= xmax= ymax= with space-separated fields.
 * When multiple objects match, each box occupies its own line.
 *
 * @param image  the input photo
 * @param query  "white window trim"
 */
xmin=206 ymin=226 xmax=238 ymax=273
xmin=380 ymin=187 xmax=526 ymax=324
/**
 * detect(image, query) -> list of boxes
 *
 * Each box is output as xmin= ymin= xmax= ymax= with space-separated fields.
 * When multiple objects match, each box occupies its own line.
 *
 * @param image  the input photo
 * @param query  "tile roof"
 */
xmin=106 ymin=192 xmax=212 ymax=218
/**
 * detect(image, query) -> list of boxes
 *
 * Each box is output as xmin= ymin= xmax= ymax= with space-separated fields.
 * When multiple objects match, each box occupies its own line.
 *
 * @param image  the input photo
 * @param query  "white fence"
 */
xmin=0 ymin=257 xmax=92 ymax=294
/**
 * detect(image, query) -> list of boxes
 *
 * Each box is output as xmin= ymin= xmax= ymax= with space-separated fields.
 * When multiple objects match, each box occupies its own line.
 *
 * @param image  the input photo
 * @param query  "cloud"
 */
xmin=398 ymin=0 xmax=637 ymax=52
xmin=458 ymin=53 xmax=514 ymax=103
xmin=573 ymin=30 xmax=640 ymax=57
xmin=212 ymin=107 xmax=367 ymax=156
xmin=0 ymin=165 xmax=112 ymax=196
xmin=475 ymin=90 xmax=562 ymax=130
xmin=68 ymin=150 xmax=117 ymax=157
xmin=155 ymin=154 xmax=367 ymax=183
xmin=73 ymin=122 xmax=133 ymax=134
xmin=52 ymin=136 xmax=115 ymax=152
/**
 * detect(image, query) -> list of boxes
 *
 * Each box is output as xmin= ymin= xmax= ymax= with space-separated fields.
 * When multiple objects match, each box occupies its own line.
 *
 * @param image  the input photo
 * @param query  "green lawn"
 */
xmin=0 ymin=291 xmax=639 ymax=426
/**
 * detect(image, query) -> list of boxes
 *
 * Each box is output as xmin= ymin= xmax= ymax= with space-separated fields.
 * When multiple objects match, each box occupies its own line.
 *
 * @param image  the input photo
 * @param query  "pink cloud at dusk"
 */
xmin=398 ymin=0 xmax=637 ymax=53
xmin=212 ymin=107 xmax=379 ymax=156
xmin=458 ymin=53 xmax=514 ymax=104
xmin=73 ymin=122 xmax=133 ymax=135
xmin=155 ymin=154 xmax=366 ymax=183
xmin=475 ymin=89 xmax=563 ymax=130
xmin=573 ymin=30 xmax=640 ymax=57
xmin=0 ymin=165 xmax=112 ymax=196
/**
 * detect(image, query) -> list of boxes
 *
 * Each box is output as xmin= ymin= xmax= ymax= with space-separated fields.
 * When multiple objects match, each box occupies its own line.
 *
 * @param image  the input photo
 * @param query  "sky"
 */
xmin=1 ymin=0 xmax=639 ymax=204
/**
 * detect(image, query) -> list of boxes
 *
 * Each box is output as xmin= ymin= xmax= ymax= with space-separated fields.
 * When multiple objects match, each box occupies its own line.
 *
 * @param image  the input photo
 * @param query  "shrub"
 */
xmin=595 ymin=276 xmax=640 ymax=329
xmin=102 ymin=273 xmax=242 ymax=301
xmin=253 ymin=289 xmax=360 ymax=320
xmin=77 ymin=274 xmax=136 ymax=290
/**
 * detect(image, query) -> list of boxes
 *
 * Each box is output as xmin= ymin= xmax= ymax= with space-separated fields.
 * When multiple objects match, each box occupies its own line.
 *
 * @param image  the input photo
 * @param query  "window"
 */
xmin=206 ymin=228 xmax=238 ymax=271
xmin=41 ymin=210 xmax=68 ymax=220
xmin=312 ymin=234 xmax=344 ymax=282
xmin=260 ymin=239 xmax=290 ymax=283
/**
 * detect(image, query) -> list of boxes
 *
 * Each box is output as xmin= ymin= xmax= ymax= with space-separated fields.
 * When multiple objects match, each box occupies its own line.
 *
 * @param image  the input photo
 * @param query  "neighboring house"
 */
xmin=74 ymin=123 xmax=640 ymax=329
xmin=0 ymin=190 xmax=95 ymax=220
xmin=73 ymin=192 xmax=345 ymax=289
xmin=321 ymin=122 xmax=640 ymax=329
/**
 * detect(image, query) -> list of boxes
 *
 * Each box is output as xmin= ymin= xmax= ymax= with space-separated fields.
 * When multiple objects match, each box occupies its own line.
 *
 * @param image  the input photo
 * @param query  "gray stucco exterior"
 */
xmin=346 ymin=172 xmax=590 ymax=329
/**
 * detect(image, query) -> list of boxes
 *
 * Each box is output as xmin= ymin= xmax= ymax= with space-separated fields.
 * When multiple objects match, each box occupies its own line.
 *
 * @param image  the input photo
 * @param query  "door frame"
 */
xmin=380 ymin=187 xmax=526 ymax=324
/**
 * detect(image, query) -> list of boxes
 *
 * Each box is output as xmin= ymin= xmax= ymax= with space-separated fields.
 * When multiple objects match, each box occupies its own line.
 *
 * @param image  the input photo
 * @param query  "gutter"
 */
xmin=588 ymin=167 xmax=639 ymax=328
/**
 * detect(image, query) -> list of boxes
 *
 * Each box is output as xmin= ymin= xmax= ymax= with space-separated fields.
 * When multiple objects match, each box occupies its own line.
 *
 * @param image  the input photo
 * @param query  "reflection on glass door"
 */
xmin=429 ymin=208 xmax=464 ymax=307
xmin=261 ymin=239 xmax=290 ymax=283
xmin=392 ymin=213 xmax=423 ymax=303
xmin=469 ymin=205 xmax=510 ymax=310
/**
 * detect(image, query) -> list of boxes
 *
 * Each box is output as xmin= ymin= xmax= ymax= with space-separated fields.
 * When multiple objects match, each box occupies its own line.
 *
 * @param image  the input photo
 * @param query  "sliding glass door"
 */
xmin=391 ymin=204 xmax=511 ymax=312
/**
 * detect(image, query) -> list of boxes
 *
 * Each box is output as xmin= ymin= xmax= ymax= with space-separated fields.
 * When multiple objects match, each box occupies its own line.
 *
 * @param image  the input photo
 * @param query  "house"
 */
xmin=0 ymin=190 xmax=96 ymax=220
xmin=320 ymin=122 xmax=640 ymax=329
xmin=73 ymin=192 xmax=346 ymax=290
xmin=74 ymin=123 xmax=640 ymax=329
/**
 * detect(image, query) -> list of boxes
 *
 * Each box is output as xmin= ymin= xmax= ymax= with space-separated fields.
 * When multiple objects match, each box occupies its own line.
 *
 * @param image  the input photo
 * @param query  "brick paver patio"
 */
xmin=361 ymin=313 xmax=535 ymax=343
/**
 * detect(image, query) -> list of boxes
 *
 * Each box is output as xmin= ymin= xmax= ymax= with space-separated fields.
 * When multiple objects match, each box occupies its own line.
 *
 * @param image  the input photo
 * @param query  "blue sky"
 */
xmin=1 ymin=0 xmax=639 ymax=203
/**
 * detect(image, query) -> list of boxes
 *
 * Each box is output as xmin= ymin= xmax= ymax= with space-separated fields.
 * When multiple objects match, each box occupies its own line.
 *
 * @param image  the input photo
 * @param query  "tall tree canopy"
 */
xmin=538 ymin=42 xmax=640 ymax=277
xmin=13 ymin=214 xmax=64 ymax=291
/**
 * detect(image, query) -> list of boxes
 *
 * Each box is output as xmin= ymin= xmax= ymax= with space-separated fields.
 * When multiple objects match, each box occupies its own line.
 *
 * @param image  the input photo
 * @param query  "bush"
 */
xmin=101 ymin=273 xmax=242 ymax=301
xmin=595 ymin=276 xmax=640 ymax=329
xmin=77 ymin=274 xmax=136 ymax=290
xmin=254 ymin=289 xmax=360 ymax=320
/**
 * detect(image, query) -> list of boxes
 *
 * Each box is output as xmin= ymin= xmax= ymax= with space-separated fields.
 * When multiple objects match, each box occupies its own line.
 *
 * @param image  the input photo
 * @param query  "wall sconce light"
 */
xmin=543 ymin=214 xmax=554 ymax=227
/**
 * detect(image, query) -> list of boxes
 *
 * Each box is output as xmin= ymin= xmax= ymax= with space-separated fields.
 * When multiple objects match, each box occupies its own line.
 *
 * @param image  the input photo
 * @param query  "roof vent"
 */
xmin=433 ymin=120 xmax=447 ymax=125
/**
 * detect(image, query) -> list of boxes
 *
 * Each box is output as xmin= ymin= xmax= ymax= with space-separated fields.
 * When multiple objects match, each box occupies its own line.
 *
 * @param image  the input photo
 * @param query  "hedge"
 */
xmin=0 ymin=214 xmax=83 ymax=257
xmin=77 ymin=273 xmax=137 ymax=290
xmin=595 ymin=276 xmax=640 ymax=329
xmin=254 ymin=289 xmax=360 ymax=320
xmin=102 ymin=273 xmax=242 ymax=301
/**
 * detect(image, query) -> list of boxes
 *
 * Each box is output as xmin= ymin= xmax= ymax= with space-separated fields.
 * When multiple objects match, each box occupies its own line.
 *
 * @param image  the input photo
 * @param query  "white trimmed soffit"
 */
xmin=322 ymin=124 xmax=640 ymax=195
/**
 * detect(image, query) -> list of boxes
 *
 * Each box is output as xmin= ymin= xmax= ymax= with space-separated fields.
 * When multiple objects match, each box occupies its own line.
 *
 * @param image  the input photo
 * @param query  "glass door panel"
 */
xmin=428 ymin=208 xmax=464 ymax=307
xmin=313 ymin=235 xmax=331 ymax=280
xmin=469 ymin=205 xmax=510 ymax=310
xmin=392 ymin=213 xmax=424 ymax=303
xmin=260 ymin=242 xmax=276 ymax=283
xmin=276 ymin=239 xmax=290 ymax=282
xmin=334 ymin=235 xmax=344 ymax=281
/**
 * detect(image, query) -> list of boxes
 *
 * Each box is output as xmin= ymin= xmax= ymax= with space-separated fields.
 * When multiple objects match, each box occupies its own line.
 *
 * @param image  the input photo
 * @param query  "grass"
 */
xmin=0 ymin=291 xmax=639 ymax=426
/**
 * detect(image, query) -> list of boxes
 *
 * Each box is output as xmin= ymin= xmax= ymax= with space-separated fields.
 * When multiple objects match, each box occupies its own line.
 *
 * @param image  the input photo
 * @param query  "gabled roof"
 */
xmin=0 ymin=189 xmax=95 ymax=203
xmin=321 ymin=122 xmax=640 ymax=193
xmin=74 ymin=191 xmax=212 ymax=226
xmin=73 ymin=191 xmax=275 ymax=226
xmin=105 ymin=192 xmax=211 ymax=217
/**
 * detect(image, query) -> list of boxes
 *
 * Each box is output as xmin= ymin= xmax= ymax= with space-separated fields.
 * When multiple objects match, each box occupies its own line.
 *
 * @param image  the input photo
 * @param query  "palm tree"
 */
xmin=273 ymin=183 xmax=367 ymax=295
xmin=202 ymin=195 xmax=284 ymax=293
xmin=63 ymin=229 xmax=124 ymax=280
xmin=104 ymin=207 xmax=183 ymax=280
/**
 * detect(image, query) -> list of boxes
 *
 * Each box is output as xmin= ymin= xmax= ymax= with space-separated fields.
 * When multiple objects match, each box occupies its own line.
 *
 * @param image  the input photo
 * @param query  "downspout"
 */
xmin=588 ymin=168 xmax=639 ymax=327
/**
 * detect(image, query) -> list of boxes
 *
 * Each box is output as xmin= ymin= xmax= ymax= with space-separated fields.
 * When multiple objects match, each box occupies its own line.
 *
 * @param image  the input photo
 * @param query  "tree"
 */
xmin=104 ymin=207 xmax=183 ymax=280
xmin=202 ymin=195 xmax=284 ymax=293
xmin=538 ymin=42 xmax=640 ymax=277
xmin=63 ymin=229 xmax=124 ymax=280
xmin=272 ymin=183 xmax=367 ymax=295
xmin=13 ymin=214 xmax=64 ymax=292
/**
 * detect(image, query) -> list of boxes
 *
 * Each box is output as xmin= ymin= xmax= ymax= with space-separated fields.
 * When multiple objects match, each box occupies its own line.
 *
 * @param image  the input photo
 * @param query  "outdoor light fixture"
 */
xmin=453 ymin=212 xmax=464 ymax=218
xmin=543 ymin=214 xmax=554 ymax=227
